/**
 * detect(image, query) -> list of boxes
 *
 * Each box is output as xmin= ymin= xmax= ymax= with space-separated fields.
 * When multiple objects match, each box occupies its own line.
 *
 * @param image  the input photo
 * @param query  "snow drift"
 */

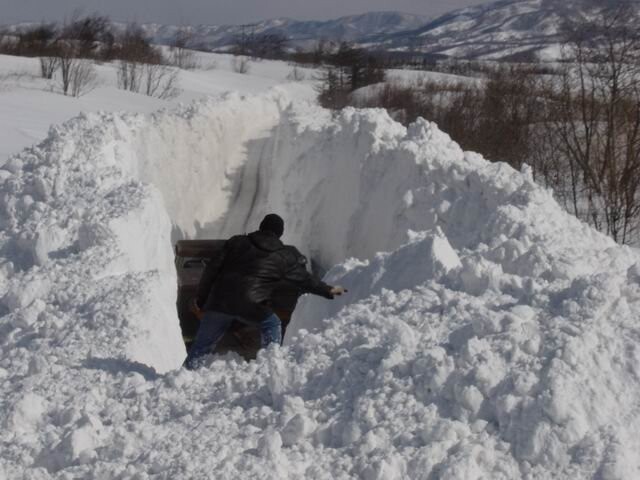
xmin=1 ymin=89 xmax=640 ymax=479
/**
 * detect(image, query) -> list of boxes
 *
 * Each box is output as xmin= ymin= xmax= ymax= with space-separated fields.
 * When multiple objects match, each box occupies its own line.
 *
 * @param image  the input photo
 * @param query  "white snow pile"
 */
xmin=1 ymin=89 xmax=640 ymax=479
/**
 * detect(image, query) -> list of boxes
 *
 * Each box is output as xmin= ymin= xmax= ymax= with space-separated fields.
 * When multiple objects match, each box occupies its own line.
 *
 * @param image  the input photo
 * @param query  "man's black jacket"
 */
xmin=196 ymin=231 xmax=333 ymax=323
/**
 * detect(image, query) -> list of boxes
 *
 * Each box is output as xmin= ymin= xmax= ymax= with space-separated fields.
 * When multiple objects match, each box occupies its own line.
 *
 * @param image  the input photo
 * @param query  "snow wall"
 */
xmin=2 ymin=89 xmax=640 ymax=479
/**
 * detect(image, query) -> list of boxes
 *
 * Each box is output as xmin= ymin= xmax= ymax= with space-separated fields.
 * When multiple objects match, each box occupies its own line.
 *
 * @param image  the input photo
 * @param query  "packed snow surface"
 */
xmin=1 ymin=86 xmax=640 ymax=480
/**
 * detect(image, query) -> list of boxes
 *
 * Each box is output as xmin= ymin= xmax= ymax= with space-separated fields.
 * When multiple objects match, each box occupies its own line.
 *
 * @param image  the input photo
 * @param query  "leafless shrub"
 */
xmin=142 ymin=63 xmax=179 ymax=99
xmin=545 ymin=3 xmax=640 ymax=242
xmin=50 ymin=13 xmax=110 ymax=95
xmin=352 ymin=82 xmax=422 ymax=124
xmin=114 ymin=23 xmax=161 ymax=64
xmin=231 ymin=55 xmax=251 ymax=74
xmin=2 ymin=23 xmax=61 ymax=79
xmin=426 ymin=58 xmax=559 ymax=78
xmin=114 ymin=23 xmax=179 ymax=99
xmin=39 ymin=56 xmax=59 ymax=79
xmin=286 ymin=65 xmax=305 ymax=82
xmin=117 ymin=60 xmax=142 ymax=92
xmin=56 ymin=39 xmax=80 ymax=95
xmin=69 ymin=57 xmax=98 ymax=97
xmin=169 ymin=28 xmax=198 ymax=70
xmin=118 ymin=61 xmax=179 ymax=99
xmin=59 ymin=12 xmax=112 ymax=59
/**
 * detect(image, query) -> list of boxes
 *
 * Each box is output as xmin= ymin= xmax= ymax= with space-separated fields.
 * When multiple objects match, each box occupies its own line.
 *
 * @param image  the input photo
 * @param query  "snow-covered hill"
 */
xmin=2 ymin=12 xmax=430 ymax=53
xmin=121 ymin=1 xmax=640 ymax=60
xmin=0 ymin=51 xmax=319 ymax=163
xmin=1 ymin=48 xmax=640 ymax=478
xmin=378 ymin=0 xmax=633 ymax=60
xmin=130 ymin=12 xmax=430 ymax=51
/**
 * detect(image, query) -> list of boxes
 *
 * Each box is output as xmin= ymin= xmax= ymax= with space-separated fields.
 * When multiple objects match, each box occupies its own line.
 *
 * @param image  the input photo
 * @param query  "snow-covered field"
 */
xmin=0 ymin=52 xmax=318 ymax=164
xmin=1 ymin=52 xmax=640 ymax=479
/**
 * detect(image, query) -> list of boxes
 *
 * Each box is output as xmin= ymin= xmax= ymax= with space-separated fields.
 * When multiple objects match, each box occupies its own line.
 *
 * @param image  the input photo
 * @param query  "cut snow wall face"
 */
xmin=0 ymin=88 xmax=634 ymax=374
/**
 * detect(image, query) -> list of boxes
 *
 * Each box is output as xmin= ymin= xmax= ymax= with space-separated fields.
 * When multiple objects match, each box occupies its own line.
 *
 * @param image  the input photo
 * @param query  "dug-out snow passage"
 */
xmin=1 ymin=90 xmax=640 ymax=479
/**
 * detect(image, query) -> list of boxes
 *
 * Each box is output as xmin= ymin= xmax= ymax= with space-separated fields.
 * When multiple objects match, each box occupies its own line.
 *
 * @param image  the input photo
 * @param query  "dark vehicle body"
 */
xmin=174 ymin=239 xmax=295 ymax=360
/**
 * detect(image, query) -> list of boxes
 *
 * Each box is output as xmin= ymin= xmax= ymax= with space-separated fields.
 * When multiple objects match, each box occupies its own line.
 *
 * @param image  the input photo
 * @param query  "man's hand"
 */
xmin=330 ymin=286 xmax=347 ymax=296
xmin=189 ymin=297 xmax=204 ymax=320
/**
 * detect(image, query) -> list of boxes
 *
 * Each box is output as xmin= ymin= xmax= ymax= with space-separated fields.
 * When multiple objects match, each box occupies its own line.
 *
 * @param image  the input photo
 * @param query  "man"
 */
xmin=184 ymin=214 xmax=346 ymax=369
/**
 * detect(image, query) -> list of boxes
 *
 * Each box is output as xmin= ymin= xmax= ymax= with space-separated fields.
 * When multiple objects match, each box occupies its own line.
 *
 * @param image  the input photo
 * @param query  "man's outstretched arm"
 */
xmin=284 ymin=249 xmax=347 ymax=299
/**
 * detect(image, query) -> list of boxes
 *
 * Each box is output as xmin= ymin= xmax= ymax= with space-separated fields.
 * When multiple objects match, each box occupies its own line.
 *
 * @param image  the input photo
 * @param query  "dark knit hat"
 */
xmin=259 ymin=214 xmax=284 ymax=238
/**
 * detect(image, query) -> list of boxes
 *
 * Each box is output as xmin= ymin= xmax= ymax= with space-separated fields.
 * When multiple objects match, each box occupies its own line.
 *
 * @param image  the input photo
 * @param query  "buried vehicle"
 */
xmin=174 ymin=239 xmax=296 ymax=360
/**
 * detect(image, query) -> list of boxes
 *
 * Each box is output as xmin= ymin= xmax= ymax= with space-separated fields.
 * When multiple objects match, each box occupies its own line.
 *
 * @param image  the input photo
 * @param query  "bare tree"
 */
xmin=60 ymin=12 xmax=111 ymax=59
xmin=117 ymin=60 xmax=142 ymax=92
xmin=40 ymin=55 xmax=60 ymax=79
xmin=548 ymin=4 xmax=640 ymax=242
xmin=55 ymin=39 xmax=79 ymax=95
xmin=169 ymin=27 xmax=198 ymax=70
xmin=114 ymin=24 xmax=179 ymax=99
xmin=115 ymin=25 xmax=146 ymax=91
xmin=69 ymin=58 xmax=97 ymax=97
xmin=287 ymin=65 xmax=306 ymax=82
xmin=231 ymin=55 xmax=251 ymax=74
xmin=142 ymin=63 xmax=179 ymax=99
xmin=8 ymin=23 xmax=60 ymax=78
xmin=118 ymin=56 xmax=180 ymax=99
xmin=51 ymin=13 xmax=109 ymax=95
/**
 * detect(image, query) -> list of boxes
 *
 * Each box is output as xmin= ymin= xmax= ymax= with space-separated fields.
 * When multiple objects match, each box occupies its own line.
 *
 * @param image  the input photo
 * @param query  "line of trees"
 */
xmin=231 ymin=29 xmax=289 ymax=60
xmin=342 ymin=4 xmax=640 ymax=244
xmin=546 ymin=4 xmax=640 ymax=242
xmin=0 ymin=13 xmax=185 ymax=98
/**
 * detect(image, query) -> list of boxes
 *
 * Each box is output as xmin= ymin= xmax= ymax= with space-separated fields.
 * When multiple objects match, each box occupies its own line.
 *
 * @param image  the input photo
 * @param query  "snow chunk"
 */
xmin=7 ymin=393 xmax=47 ymax=435
xmin=257 ymin=429 xmax=283 ymax=460
xmin=290 ymin=228 xmax=461 ymax=336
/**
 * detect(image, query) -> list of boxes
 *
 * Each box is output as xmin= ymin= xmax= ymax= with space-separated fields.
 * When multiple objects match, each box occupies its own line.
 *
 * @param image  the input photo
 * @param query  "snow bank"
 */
xmin=1 ymin=89 xmax=640 ymax=479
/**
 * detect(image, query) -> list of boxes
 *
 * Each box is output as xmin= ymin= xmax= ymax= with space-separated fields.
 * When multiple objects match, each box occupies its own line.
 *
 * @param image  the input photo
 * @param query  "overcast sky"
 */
xmin=1 ymin=0 xmax=493 ymax=25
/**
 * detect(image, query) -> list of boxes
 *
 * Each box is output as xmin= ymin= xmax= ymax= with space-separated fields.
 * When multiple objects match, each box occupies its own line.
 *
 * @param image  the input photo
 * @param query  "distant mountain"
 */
xmin=131 ymin=0 xmax=637 ymax=60
xmin=375 ymin=0 xmax=637 ymax=60
xmin=3 ymin=2 xmax=636 ymax=62
xmin=129 ymin=11 xmax=431 ymax=51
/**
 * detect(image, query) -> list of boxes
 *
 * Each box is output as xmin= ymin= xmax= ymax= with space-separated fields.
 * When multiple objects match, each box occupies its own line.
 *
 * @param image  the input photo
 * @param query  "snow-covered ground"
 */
xmin=1 ymin=52 xmax=640 ymax=479
xmin=0 ymin=52 xmax=317 ymax=164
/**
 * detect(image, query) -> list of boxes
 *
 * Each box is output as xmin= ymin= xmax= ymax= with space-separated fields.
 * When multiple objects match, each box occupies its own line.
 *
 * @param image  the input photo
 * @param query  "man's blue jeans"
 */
xmin=184 ymin=311 xmax=281 ymax=370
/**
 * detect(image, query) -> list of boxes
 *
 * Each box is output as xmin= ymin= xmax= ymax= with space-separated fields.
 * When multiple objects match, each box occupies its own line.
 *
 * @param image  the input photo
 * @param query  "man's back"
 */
xmin=198 ymin=230 xmax=287 ymax=322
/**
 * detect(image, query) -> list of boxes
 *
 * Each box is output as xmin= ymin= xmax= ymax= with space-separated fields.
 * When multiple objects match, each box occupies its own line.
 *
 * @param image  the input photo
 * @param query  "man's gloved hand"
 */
xmin=330 ymin=286 xmax=348 ymax=297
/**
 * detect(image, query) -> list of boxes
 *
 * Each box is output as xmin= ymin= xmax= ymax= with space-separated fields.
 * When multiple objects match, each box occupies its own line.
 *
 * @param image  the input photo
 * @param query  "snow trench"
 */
xmin=2 ymin=89 xmax=640 ymax=479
